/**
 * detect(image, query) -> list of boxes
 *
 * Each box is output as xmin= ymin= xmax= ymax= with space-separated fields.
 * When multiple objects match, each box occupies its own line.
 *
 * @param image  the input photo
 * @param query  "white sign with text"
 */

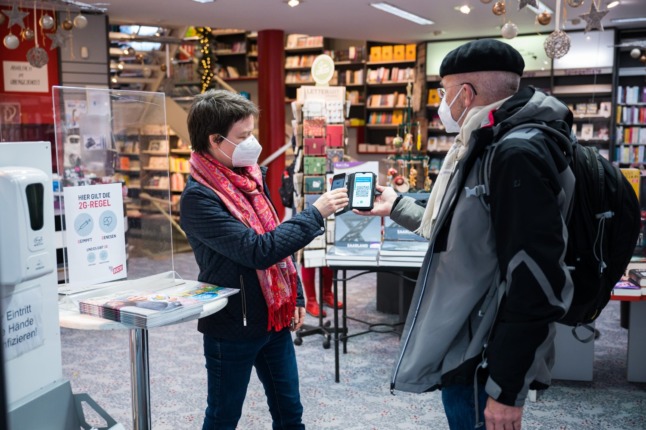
xmin=2 ymin=287 xmax=44 ymax=361
xmin=3 ymin=61 xmax=49 ymax=93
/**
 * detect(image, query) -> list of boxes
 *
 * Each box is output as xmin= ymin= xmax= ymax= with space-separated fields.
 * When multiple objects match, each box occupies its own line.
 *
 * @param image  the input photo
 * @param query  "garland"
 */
xmin=195 ymin=27 xmax=214 ymax=93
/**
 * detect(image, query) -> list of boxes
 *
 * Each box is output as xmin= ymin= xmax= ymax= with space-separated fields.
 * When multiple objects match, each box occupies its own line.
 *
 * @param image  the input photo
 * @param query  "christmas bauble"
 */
xmin=544 ymin=30 xmax=571 ymax=59
xmin=21 ymin=27 xmax=35 ymax=41
xmin=480 ymin=0 xmax=493 ymax=3
xmin=630 ymin=48 xmax=642 ymax=59
xmin=142 ymin=67 xmax=152 ymax=78
xmin=3 ymin=33 xmax=19 ymax=50
xmin=492 ymin=2 xmax=506 ymax=16
xmin=135 ymin=53 xmax=145 ymax=61
xmin=160 ymin=64 xmax=167 ymax=72
xmin=537 ymin=12 xmax=552 ymax=25
xmin=39 ymin=14 xmax=55 ymax=30
xmin=61 ymin=19 xmax=74 ymax=31
xmin=641 ymin=54 xmax=646 ymax=64
xmin=501 ymin=22 xmax=518 ymax=39
xmin=73 ymin=14 xmax=88 ymax=29
xmin=27 ymin=46 xmax=49 ymax=68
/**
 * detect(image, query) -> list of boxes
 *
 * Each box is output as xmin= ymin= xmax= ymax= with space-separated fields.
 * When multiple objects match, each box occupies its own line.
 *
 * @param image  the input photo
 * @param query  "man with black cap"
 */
xmin=356 ymin=39 xmax=575 ymax=429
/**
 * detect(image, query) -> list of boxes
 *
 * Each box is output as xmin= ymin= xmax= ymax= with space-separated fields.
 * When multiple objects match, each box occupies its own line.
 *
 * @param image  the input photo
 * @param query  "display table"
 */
xmin=328 ymin=265 xmax=419 ymax=383
xmin=59 ymin=284 xmax=229 ymax=430
xmin=611 ymin=295 xmax=646 ymax=382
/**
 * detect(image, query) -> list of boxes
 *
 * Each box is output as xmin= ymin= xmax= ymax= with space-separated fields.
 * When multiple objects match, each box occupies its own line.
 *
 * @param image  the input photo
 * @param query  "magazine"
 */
xmin=78 ymin=281 xmax=238 ymax=328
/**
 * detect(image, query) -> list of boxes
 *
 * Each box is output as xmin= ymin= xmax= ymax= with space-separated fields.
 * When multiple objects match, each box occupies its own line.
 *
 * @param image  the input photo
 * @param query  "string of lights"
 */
xmin=196 ymin=26 xmax=214 ymax=93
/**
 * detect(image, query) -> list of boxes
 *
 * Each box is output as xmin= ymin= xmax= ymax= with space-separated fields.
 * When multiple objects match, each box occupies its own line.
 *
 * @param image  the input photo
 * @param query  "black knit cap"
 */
xmin=439 ymin=39 xmax=525 ymax=78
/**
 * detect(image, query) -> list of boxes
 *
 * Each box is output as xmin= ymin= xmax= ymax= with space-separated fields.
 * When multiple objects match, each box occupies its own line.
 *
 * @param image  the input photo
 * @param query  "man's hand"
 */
xmin=484 ymin=397 xmax=523 ymax=430
xmin=353 ymin=184 xmax=397 ymax=217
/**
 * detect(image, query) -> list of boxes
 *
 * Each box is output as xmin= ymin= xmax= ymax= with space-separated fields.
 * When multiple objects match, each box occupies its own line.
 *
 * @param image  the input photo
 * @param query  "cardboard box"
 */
xmin=381 ymin=45 xmax=393 ymax=62
xmin=370 ymin=46 xmax=382 ymax=62
xmin=405 ymin=44 xmax=416 ymax=61
xmin=393 ymin=45 xmax=405 ymax=61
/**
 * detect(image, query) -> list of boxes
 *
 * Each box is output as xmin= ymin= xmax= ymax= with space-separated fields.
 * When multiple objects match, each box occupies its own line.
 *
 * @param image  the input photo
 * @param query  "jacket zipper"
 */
xmin=240 ymin=275 xmax=247 ymax=327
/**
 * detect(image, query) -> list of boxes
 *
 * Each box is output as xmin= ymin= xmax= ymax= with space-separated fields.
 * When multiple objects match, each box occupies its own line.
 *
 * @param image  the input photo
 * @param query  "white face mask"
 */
xmin=219 ymin=135 xmax=262 ymax=167
xmin=438 ymin=87 xmax=468 ymax=134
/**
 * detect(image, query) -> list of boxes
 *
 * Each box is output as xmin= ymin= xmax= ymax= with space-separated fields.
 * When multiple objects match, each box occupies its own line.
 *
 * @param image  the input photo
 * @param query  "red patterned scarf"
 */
xmin=189 ymin=151 xmax=297 ymax=331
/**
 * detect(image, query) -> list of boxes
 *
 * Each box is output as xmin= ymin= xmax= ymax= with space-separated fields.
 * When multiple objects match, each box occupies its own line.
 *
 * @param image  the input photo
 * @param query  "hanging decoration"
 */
xmin=0 ymin=12 xmax=5 ymax=26
xmin=518 ymin=0 xmax=538 ymax=9
xmin=492 ymin=1 xmax=506 ymax=15
xmin=21 ymin=27 xmax=34 ymax=41
xmin=73 ymin=13 xmax=88 ymax=29
xmin=27 ymin=2 xmax=49 ymax=68
xmin=501 ymin=21 xmax=519 ymax=39
xmin=480 ymin=0 xmax=493 ymax=3
xmin=537 ymin=11 xmax=552 ymax=25
xmin=39 ymin=13 xmax=55 ymax=30
xmin=579 ymin=0 xmax=608 ymax=33
xmin=4 ymin=4 xmax=29 ymax=29
xmin=630 ymin=48 xmax=642 ymax=59
xmin=567 ymin=0 xmax=585 ymax=7
xmin=196 ymin=27 xmax=215 ymax=93
xmin=544 ymin=30 xmax=571 ymax=58
xmin=47 ymin=26 xmax=68 ymax=50
xmin=3 ymin=33 xmax=20 ymax=49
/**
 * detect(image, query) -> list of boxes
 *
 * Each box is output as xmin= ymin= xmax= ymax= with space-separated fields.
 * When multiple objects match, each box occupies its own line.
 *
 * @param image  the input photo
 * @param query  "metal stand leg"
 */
xmin=334 ymin=269 xmax=340 ymax=383
xmin=129 ymin=328 xmax=151 ymax=430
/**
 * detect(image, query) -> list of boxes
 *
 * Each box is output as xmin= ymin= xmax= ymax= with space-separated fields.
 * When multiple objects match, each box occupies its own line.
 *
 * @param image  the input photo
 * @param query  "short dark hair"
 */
xmin=187 ymin=89 xmax=259 ymax=154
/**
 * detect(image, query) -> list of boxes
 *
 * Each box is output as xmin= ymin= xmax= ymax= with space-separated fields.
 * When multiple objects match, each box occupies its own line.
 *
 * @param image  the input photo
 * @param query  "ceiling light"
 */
xmin=526 ymin=0 xmax=553 ymax=15
xmin=611 ymin=17 xmax=646 ymax=24
xmin=192 ymin=0 xmax=214 ymax=3
xmin=607 ymin=1 xmax=620 ymax=8
xmin=287 ymin=0 xmax=300 ymax=7
xmin=456 ymin=5 xmax=472 ymax=14
xmin=370 ymin=2 xmax=434 ymax=25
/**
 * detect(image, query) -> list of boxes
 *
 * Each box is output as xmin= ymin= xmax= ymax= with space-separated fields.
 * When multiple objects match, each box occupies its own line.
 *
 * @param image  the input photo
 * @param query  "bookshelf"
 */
xmin=284 ymin=34 xmax=327 ymax=100
xmin=613 ymin=28 xmax=646 ymax=167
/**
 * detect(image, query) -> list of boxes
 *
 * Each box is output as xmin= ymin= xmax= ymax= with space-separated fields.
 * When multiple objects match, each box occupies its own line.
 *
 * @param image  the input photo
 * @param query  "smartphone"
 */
xmin=331 ymin=173 xmax=347 ymax=190
xmin=351 ymin=172 xmax=375 ymax=211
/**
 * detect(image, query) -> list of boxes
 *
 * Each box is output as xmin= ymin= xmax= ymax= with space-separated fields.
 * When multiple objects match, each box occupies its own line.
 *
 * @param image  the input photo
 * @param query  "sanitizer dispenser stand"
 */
xmin=0 ymin=141 xmax=121 ymax=429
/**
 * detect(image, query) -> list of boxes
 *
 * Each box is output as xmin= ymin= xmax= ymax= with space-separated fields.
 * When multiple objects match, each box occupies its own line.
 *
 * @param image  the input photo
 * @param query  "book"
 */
xmin=326 ymin=246 xmax=379 ymax=266
xmin=380 ymin=241 xmax=429 ymax=257
xmin=612 ymin=280 xmax=642 ymax=297
xmin=78 ymin=282 xmax=238 ymax=328
xmin=334 ymin=211 xmax=381 ymax=247
xmin=628 ymin=268 xmax=646 ymax=287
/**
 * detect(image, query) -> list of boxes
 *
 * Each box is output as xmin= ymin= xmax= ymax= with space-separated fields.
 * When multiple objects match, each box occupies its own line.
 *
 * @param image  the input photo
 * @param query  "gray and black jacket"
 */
xmin=180 ymin=166 xmax=326 ymax=340
xmin=390 ymin=87 xmax=575 ymax=407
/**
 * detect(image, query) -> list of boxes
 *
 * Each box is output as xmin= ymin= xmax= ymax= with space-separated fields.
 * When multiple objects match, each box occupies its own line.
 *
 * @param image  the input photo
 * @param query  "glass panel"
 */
xmin=52 ymin=86 xmax=174 ymax=287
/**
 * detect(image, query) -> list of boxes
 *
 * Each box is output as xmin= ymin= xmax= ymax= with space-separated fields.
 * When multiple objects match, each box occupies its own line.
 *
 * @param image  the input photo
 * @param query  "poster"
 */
xmin=2 ymin=61 xmax=49 ymax=93
xmin=63 ymin=183 xmax=127 ymax=286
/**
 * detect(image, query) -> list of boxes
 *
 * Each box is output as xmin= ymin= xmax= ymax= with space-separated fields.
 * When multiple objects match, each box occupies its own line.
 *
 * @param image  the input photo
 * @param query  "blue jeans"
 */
xmin=202 ymin=329 xmax=305 ymax=430
xmin=441 ymin=383 xmax=488 ymax=430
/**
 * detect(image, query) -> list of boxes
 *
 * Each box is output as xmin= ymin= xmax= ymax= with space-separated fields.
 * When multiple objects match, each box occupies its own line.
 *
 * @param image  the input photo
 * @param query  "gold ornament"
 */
xmin=61 ymin=19 xmax=73 ymax=31
xmin=21 ymin=27 xmax=35 ymax=41
xmin=537 ymin=12 xmax=552 ymax=25
xmin=160 ymin=64 xmax=167 ymax=72
xmin=492 ymin=2 xmax=506 ymax=16
xmin=135 ymin=53 xmax=145 ymax=62
xmin=640 ymin=54 xmax=646 ymax=64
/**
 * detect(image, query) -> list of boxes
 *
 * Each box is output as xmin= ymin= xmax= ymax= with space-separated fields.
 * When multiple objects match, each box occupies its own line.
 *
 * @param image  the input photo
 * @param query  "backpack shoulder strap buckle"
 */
xmin=465 ymin=184 xmax=487 ymax=198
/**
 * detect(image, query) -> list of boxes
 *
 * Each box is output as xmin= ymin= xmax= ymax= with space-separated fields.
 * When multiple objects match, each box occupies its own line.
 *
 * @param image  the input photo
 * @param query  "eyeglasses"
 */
xmin=438 ymin=82 xmax=478 ymax=99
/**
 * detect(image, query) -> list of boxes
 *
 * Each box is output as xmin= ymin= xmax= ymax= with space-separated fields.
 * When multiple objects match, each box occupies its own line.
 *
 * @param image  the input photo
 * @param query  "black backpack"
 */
xmin=481 ymin=123 xmax=641 ymax=341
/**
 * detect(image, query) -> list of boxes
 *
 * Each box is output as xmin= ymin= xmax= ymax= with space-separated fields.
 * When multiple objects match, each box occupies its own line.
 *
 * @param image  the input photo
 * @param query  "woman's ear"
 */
xmin=211 ymin=134 xmax=224 ymax=145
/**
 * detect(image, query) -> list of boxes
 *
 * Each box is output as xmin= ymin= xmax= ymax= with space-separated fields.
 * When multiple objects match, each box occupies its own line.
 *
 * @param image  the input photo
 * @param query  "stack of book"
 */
xmin=612 ymin=269 xmax=646 ymax=300
xmin=78 ymin=281 xmax=238 ymax=328
xmin=379 ymin=241 xmax=427 ymax=267
xmin=326 ymin=245 xmax=379 ymax=267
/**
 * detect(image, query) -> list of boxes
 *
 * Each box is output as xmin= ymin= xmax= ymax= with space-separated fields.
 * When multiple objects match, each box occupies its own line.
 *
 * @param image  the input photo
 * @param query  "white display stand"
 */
xmin=551 ymin=323 xmax=595 ymax=381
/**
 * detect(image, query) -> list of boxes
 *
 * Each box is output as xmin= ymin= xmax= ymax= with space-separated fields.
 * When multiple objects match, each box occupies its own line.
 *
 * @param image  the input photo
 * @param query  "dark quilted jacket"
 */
xmin=180 ymin=167 xmax=325 ymax=339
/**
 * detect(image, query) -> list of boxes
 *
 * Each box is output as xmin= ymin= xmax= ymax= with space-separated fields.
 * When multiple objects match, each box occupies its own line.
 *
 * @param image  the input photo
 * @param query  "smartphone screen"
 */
xmin=351 ymin=172 xmax=374 ymax=210
xmin=331 ymin=173 xmax=346 ymax=190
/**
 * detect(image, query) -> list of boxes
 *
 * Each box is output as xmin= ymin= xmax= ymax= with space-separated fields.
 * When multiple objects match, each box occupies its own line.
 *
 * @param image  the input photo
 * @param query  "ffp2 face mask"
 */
xmin=219 ymin=135 xmax=262 ymax=167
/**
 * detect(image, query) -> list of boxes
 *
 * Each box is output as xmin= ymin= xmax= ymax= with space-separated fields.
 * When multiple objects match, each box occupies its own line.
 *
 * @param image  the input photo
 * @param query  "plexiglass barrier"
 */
xmin=52 ymin=86 xmax=174 ymax=290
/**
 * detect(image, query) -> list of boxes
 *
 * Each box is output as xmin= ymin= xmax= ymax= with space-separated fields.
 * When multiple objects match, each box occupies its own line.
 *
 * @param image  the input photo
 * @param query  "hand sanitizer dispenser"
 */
xmin=0 ymin=167 xmax=54 ymax=287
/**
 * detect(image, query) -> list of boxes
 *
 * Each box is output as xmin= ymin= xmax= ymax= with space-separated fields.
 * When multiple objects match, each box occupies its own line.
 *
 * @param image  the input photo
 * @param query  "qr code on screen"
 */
xmin=355 ymin=187 xmax=370 ymax=197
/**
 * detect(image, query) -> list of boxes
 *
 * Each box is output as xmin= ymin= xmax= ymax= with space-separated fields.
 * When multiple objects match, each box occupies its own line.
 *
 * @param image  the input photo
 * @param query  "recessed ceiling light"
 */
xmin=192 ymin=0 xmax=214 ymax=3
xmin=607 ymin=1 xmax=620 ymax=8
xmin=287 ymin=0 xmax=301 ymax=7
xmin=370 ymin=2 xmax=434 ymax=25
xmin=455 ymin=5 xmax=471 ymax=15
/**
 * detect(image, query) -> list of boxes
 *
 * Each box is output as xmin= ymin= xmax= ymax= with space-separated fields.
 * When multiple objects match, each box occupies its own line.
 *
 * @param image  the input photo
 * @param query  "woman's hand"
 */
xmin=312 ymin=188 xmax=349 ymax=218
xmin=353 ymin=185 xmax=397 ymax=217
xmin=291 ymin=306 xmax=306 ymax=331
